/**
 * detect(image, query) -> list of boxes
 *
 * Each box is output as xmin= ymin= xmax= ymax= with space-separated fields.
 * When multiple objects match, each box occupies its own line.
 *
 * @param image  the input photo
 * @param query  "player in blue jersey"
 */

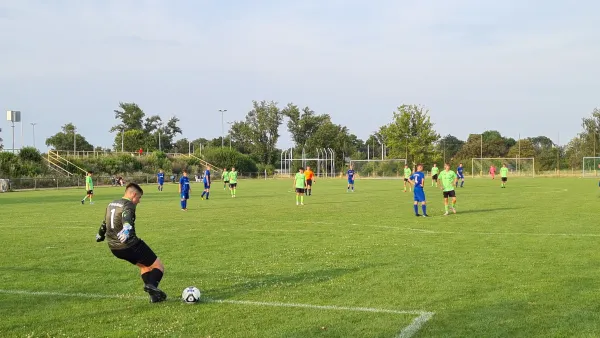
xmin=201 ymin=166 xmax=211 ymax=200
xmin=409 ymin=164 xmax=428 ymax=217
xmin=179 ymin=170 xmax=191 ymax=211
xmin=347 ymin=165 xmax=355 ymax=192
xmin=157 ymin=169 xmax=165 ymax=191
xmin=456 ymin=163 xmax=465 ymax=188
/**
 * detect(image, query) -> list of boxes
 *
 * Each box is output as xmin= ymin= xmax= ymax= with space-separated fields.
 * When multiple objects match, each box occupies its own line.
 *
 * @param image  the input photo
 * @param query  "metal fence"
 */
xmin=1 ymin=172 xmax=282 ymax=191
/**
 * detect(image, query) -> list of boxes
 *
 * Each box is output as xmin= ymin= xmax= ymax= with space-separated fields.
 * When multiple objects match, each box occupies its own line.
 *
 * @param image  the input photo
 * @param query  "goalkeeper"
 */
xmin=95 ymin=183 xmax=167 ymax=303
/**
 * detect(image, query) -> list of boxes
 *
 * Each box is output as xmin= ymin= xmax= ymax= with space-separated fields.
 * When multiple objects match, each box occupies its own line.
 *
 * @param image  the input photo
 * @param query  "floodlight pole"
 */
xmin=219 ymin=109 xmax=227 ymax=147
xmin=31 ymin=123 xmax=37 ymax=148
xmin=73 ymin=126 xmax=77 ymax=153
xmin=121 ymin=129 xmax=124 ymax=152
xmin=158 ymin=121 xmax=163 ymax=152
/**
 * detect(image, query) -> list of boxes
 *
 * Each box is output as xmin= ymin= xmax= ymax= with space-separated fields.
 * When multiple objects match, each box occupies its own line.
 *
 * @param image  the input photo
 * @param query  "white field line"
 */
xmin=0 ymin=289 xmax=434 ymax=338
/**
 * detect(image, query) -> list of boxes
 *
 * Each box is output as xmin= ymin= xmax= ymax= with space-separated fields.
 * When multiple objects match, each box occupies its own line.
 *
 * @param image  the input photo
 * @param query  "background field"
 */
xmin=1 ymin=177 xmax=599 ymax=337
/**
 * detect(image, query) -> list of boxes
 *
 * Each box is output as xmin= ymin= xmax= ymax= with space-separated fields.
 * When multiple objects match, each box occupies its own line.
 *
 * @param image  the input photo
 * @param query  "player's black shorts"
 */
xmin=296 ymin=188 xmax=305 ymax=194
xmin=404 ymin=178 xmax=409 ymax=182
xmin=443 ymin=190 xmax=456 ymax=198
xmin=87 ymin=190 xmax=94 ymax=195
xmin=224 ymin=180 xmax=229 ymax=184
xmin=501 ymin=177 xmax=507 ymax=182
xmin=229 ymin=183 xmax=237 ymax=188
xmin=432 ymin=174 xmax=438 ymax=180
xmin=306 ymin=179 xmax=313 ymax=186
xmin=111 ymin=240 xmax=157 ymax=267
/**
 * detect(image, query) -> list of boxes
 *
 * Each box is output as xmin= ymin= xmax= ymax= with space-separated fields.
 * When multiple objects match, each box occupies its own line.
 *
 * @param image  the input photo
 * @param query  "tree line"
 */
xmin=34 ymin=102 xmax=600 ymax=173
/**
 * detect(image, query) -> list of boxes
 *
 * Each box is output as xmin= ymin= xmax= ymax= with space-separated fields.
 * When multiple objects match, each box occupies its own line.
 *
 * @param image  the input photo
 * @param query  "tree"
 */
xmin=172 ymin=138 xmax=191 ymax=154
xmin=111 ymin=102 xmax=145 ymax=132
xmin=304 ymin=121 xmax=355 ymax=166
xmin=232 ymin=100 xmax=283 ymax=165
xmin=437 ymin=135 xmax=464 ymax=163
xmin=46 ymin=123 xmax=94 ymax=151
xmin=507 ymin=139 xmax=535 ymax=158
xmin=578 ymin=108 xmax=600 ymax=157
xmin=380 ymin=104 xmax=440 ymax=165
xmin=282 ymin=104 xmax=331 ymax=149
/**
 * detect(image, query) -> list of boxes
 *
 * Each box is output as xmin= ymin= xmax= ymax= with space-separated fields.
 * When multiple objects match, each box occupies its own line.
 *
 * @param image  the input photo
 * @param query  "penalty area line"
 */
xmin=0 ymin=289 xmax=434 ymax=338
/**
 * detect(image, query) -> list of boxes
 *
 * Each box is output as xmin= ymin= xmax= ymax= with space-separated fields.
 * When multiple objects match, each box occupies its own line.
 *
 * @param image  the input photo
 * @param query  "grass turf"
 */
xmin=0 ymin=177 xmax=599 ymax=337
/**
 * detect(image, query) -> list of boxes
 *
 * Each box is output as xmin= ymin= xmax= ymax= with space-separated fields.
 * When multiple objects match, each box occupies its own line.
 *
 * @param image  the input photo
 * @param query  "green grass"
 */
xmin=1 ymin=177 xmax=600 ymax=337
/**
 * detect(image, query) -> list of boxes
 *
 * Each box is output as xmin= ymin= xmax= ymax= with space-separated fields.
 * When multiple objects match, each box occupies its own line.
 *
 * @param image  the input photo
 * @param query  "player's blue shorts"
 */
xmin=348 ymin=178 xmax=354 ymax=184
xmin=203 ymin=181 xmax=210 ymax=189
xmin=158 ymin=180 xmax=164 ymax=186
xmin=458 ymin=174 xmax=464 ymax=179
xmin=180 ymin=192 xmax=189 ymax=199
xmin=413 ymin=189 xmax=426 ymax=202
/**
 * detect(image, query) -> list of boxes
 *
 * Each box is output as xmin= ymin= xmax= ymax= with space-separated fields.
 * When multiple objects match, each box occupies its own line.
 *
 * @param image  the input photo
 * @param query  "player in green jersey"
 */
xmin=431 ymin=164 xmax=440 ymax=187
xmin=500 ymin=164 xmax=509 ymax=188
xmin=294 ymin=167 xmax=307 ymax=206
xmin=439 ymin=163 xmax=458 ymax=215
xmin=403 ymin=165 xmax=412 ymax=192
xmin=95 ymin=183 xmax=167 ymax=303
xmin=222 ymin=168 xmax=230 ymax=190
xmin=81 ymin=171 xmax=94 ymax=205
xmin=229 ymin=167 xmax=238 ymax=197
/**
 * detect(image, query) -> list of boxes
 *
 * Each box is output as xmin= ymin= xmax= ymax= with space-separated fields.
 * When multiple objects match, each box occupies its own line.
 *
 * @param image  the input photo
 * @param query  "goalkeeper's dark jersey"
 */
xmin=103 ymin=198 xmax=140 ymax=250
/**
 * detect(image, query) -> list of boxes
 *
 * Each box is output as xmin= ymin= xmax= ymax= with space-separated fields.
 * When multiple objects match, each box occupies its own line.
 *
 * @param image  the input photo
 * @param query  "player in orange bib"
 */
xmin=304 ymin=166 xmax=315 ymax=196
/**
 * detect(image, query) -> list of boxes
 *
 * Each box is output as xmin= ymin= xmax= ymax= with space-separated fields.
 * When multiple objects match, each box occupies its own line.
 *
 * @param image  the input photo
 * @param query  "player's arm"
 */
xmin=96 ymin=207 xmax=109 ymax=242
xmin=117 ymin=205 xmax=136 ymax=243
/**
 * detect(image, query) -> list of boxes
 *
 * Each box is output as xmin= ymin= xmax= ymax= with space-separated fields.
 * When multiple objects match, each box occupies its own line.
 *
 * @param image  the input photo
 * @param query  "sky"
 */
xmin=0 ymin=0 xmax=599 ymax=151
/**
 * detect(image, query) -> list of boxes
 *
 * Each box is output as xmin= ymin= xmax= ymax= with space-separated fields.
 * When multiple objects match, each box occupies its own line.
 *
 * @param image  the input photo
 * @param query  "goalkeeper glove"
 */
xmin=117 ymin=224 xmax=132 ymax=243
xmin=96 ymin=222 xmax=107 ymax=242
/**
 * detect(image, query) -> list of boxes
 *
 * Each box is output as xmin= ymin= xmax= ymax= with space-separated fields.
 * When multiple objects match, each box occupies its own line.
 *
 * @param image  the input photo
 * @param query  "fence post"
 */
xmin=56 ymin=178 xmax=59 ymax=190
xmin=34 ymin=179 xmax=37 ymax=190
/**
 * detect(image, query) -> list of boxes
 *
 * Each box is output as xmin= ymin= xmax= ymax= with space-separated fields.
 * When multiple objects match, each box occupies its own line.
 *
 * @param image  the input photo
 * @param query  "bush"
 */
xmin=201 ymin=148 xmax=258 ymax=173
xmin=19 ymin=147 xmax=43 ymax=163
xmin=257 ymin=163 xmax=276 ymax=175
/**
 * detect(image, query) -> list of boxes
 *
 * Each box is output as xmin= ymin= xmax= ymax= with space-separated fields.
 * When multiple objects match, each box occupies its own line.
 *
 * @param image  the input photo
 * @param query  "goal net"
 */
xmin=0 ymin=179 xmax=9 ymax=192
xmin=582 ymin=157 xmax=600 ymax=177
xmin=348 ymin=159 xmax=407 ymax=178
xmin=471 ymin=158 xmax=535 ymax=177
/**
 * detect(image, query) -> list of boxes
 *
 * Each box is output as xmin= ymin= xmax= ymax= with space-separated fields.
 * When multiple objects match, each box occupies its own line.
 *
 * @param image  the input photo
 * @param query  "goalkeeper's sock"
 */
xmin=206 ymin=192 xmax=210 ymax=200
xmin=141 ymin=272 xmax=151 ymax=285
xmin=147 ymin=268 xmax=164 ymax=287
xmin=413 ymin=205 xmax=419 ymax=215
xmin=422 ymin=205 xmax=427 ymax=215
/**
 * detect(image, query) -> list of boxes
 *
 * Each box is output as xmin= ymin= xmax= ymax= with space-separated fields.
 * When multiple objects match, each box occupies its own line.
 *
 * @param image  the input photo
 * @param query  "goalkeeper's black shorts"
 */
xmin=111 ymin=240 xmax=157 ymax=267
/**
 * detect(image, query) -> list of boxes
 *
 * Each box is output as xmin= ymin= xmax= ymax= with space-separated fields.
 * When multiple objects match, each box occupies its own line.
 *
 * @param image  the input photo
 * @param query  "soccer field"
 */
xmin=1 ymin=177 xmax=600 ymax=337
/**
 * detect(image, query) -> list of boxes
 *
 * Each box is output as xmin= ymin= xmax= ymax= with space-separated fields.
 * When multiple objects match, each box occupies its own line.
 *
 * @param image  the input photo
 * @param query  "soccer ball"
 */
xmin=181 ymin=286 xmax=201 ymax=304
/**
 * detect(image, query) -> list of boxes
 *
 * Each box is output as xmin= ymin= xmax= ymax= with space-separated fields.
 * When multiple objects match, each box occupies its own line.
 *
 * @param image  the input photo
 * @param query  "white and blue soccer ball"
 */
xmin=181 ymin=286 xmax=201 ymax=304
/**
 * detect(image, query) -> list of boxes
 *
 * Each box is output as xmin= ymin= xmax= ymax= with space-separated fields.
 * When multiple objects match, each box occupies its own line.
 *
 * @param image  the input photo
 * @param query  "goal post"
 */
xmin=471 ymin=158 xmax=535 ymax=178
xmin=348 ymin=159 xmax=407 ymax=179
xmin=582 ymin=157 xmax=600 ymax=177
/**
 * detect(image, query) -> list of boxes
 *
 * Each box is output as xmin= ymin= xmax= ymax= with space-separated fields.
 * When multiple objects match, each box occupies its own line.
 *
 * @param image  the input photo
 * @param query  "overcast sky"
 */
xmin=1 ymin=0 xmax=598 ymax=151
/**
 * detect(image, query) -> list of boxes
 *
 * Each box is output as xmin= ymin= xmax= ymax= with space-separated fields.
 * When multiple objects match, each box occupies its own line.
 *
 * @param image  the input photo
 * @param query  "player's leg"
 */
xmin=443 ymin=196 xmax=449 ymax=215
xmin=451 ymin=193 xmax=457 ymax=213
xmin=89 ymin=191 xmax=94 ymax=204
xmin=413 ymin=201 xmax=419 ymax=216
xmin=296 ymin=190 xmax=300 ymax=205
xmin=460 ymin=177 xmax=464 ymax=188
xmin=301 ymin=189 xmax=305 ymax=205
xmin=180 ymin=193 xmax=187 ymax=211
xmin=421 ymin=201 xmax=428 ymax=217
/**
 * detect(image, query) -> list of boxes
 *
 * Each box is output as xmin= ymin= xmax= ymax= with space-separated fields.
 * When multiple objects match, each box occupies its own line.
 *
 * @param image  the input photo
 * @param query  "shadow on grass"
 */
xmin=458 ymin=207 xmax=522 ymax=215
xmin=210 ymin=264 xmax=389 ymax=300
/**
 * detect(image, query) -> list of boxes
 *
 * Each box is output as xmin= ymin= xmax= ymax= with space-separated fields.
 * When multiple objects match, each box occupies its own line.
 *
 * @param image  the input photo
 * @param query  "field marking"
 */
xmin=0 ymin=289 xmax=434 ymax=338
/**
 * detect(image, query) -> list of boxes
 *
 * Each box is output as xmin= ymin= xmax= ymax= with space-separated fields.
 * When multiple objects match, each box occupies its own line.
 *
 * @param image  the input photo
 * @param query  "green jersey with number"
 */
xmin=295 ymin=173 xmax=306 ymax=188
xmin=86 ymin=176 xmax=94 ymax=190
xmin=103 ymin=198 xmax=139 ymax=250
xmin=229 ymin=171 xmax=238 ymax=184
xmin=440 ymin=170 xmax=457 ymax=192
xmin=222 ymin=171 xmax=229 ymax=181
xmin=500 ymin=167 xmax=509 ymax=178
xmin=431 ymin=167 xmax=440 ymax=176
